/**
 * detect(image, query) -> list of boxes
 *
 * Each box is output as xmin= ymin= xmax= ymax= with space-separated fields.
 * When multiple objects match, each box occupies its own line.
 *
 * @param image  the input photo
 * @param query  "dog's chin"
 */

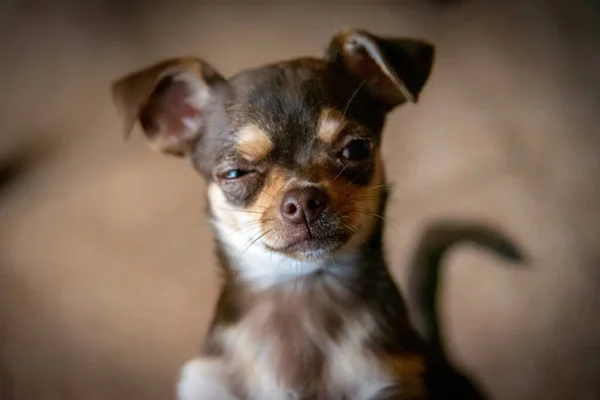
xmin=268 ymin=234 xmax=349 ymax=261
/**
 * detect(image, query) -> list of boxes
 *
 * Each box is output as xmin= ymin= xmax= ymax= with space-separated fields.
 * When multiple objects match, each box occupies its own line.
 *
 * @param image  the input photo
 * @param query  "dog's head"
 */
xmin=112 ymin=29 xmax=434 ymax=284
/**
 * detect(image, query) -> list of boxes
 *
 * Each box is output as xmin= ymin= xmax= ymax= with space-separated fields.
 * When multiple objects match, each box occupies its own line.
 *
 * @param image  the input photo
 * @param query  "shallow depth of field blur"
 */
xmin=0 ymin=1 xmax=599 ymax=399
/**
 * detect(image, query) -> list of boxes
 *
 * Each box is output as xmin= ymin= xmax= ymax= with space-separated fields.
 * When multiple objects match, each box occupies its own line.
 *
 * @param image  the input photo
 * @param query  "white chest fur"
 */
xmin=177 ymin=285 xmax=396 ymax=400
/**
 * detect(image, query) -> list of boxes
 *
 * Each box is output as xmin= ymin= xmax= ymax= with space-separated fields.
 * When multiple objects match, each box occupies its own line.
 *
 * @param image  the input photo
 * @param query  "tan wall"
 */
xmin=1 ymin=1 xmax=599 ymax=399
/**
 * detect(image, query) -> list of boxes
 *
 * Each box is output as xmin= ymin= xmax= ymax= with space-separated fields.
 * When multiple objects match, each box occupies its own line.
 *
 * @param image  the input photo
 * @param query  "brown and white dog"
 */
xmin=111 ymin=28 xmax=502 ymax=400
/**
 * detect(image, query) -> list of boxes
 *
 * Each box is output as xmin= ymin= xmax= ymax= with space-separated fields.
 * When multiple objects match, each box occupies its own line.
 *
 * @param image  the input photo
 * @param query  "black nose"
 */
xmin=280 ymin=187 xmax=329 ymax=225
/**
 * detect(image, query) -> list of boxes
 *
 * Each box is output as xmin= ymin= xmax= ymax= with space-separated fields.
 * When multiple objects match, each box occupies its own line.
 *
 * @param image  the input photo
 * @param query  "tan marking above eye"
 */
xmin=236 ymin=124 xmax=274 ymax=162
xmin=317 ymin=108 xmax=348 ymax=144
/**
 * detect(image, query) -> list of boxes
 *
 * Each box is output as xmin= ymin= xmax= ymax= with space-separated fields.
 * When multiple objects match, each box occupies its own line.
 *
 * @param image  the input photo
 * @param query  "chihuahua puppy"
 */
xmin=112 ymin=28 xmax=482 ymax=400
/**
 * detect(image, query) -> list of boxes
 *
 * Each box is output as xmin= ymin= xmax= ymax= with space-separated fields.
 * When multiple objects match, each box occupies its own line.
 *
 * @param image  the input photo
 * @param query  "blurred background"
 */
xmin=1 ymin=0 xmax=599 ymax=399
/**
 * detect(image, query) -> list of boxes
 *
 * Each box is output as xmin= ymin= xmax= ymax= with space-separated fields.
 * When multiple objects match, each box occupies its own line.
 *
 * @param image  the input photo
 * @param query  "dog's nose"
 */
xmin=280 ymin=187 xmax=329 ymax=225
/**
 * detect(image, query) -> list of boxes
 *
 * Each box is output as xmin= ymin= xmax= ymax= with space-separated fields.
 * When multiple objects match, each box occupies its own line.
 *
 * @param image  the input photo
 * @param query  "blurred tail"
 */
xmin=408 ymin=220 xmax=525 ymax=399
xmin=0 ymin=140 xmax=52 ymax=196
xmin=0 ymin=154 xmax=33 ymax=194
xmin=0 ymin=140 xmax=52 ymax=400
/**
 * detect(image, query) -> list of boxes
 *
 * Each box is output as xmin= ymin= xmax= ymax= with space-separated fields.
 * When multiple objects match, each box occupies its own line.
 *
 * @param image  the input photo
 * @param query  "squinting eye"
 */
xmin=341 ymin=139 xmax=371 ymax=162
xmin=223 ymin=169 xmax=249 ymax=180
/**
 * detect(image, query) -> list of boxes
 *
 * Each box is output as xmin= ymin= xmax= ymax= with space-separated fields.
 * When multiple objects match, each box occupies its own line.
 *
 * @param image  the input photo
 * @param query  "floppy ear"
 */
xmin=111 ymin=58 xmax=226 ymax=156
xmin=326 ymin=29 xmax=435 ymax=111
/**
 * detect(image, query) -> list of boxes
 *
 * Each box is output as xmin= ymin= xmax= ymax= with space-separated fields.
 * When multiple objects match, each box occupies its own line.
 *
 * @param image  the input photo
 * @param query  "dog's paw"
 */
xmin=177 ymin=358 xmax=237 ymax=400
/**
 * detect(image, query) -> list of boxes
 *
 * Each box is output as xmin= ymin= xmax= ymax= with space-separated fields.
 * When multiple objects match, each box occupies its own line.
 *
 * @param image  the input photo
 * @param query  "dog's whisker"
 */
xmin=325 ymin=249 xmax=336 ymax=266
xmin=346 ymin=173 xmax=361 ymax=187
xmin=236 ymin=229 xmax=273 ymax=261
xmin=346 ymin=209 xmax=401 ymax=233
xmin=218 ymin=208 xmax=266 ymax=214
xmin=342 ymin=223 xmax=359 ymax=234
xmin=333 ymin=165 xmax=349 ymax=182
xmin=365 ymin=184 xmax=389 ymax=191
xmin=222 ymin=222 xmax=259 ymax=238
xmin=221 ymin=219 xmax=273 ymax=241
xmin=264 ymin=229 xmax=286 ymax=271
xmin=342 ymin=79 xmax=366 ymax=117
xmin=373 ymin=213 xmax=385 ymax=221
xmin=340 ymin=194 xmax=382 ymax=204
xmin=346 ymin=209 xmax=387 ymax=221
xmin=260 ymin=189 xmax=277 ymax=199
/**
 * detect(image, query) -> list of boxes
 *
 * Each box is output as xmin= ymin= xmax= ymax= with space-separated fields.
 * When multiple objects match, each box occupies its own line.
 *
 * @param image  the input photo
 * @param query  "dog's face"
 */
xmin=112 ymin=29 xmax=434 ymax=282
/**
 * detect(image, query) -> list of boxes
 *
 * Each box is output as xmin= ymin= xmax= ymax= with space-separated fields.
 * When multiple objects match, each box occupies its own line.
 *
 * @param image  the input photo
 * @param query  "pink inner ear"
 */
xmin=141 ymin=77 xmax=202 ymax=139
xmin=159 ymin=80 xmax=202 ymax=136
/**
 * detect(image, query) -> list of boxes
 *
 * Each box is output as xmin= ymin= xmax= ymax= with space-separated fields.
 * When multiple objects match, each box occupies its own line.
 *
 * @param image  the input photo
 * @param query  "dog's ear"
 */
xmin=326 ymin=29 xmax=435 ymax=111
xmin=111 ymin=58 xmax=227 ymax=157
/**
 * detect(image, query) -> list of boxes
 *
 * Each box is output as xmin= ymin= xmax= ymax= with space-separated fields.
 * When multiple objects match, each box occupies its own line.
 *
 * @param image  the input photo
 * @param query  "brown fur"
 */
xmin=378 ymin=354 xmax=427 ymax=399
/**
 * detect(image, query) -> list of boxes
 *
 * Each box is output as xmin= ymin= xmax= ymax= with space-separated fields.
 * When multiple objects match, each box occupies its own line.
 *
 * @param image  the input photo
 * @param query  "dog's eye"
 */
xmin=341 ymin=139 xmax=371 ymax=162
xmin=222 ymin=169 xmax=250 ymax=180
